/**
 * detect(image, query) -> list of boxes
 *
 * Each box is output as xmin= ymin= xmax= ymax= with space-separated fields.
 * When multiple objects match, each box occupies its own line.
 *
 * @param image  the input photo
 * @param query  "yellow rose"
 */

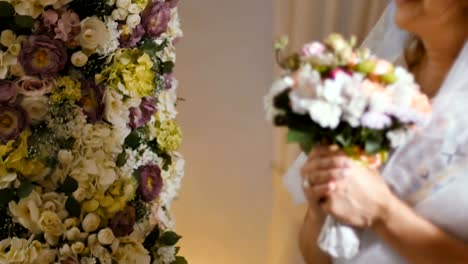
xmin=0 ymin=30 xmax=16 ymax=47
xmin=39 ymin=211 xmax=66 ymax=236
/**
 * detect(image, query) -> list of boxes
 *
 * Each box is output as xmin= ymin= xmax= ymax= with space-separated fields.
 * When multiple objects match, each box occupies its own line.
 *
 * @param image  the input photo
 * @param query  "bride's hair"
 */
xmin=404 ymin=35 xmax=425 ymax=70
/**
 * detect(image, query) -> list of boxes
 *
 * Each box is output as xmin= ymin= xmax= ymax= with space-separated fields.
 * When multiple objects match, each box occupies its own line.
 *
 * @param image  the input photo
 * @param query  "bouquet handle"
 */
xmin=317 ymin=216 xmax=360 ymax=259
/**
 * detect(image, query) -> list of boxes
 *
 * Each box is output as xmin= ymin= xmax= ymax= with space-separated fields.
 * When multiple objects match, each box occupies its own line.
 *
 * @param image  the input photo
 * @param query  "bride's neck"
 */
xmin=413 ymin=32 xmax=467 ymax=98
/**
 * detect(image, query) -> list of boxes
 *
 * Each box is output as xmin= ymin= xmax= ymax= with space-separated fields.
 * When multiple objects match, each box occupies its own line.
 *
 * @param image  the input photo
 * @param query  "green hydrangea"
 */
xmin=155 ymin=120 xmax=182 ymax=152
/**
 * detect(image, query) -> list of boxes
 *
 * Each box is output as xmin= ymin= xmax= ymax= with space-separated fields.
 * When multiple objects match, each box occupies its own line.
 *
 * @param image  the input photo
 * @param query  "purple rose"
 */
xmin=79 ymin=80 xmax=104 ymax=123
xmin=129 ymin=96 xmax=157 ymax=129
xmin=0 ymin=105 xmax=27 ymax=143
xmin=18 ymin=35 xmax=68 ymax=78
xmin=141 ymin=1 xmax=171 ymax=38
xmin=137 ymin=164 xmax=163 ymax=202
xmin=110 ymin=206 xmax=136 ymax=237
xmin=0 ymin=80 xmax=18 ymax=103
xmin=120 ymin=24 xmax=146 ymax=48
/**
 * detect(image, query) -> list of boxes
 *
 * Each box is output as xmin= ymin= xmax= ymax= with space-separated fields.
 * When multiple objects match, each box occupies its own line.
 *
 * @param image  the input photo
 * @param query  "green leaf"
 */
xmin=143 ymin=226 xmax=160 ymax=250
xmin=171 ymin=256 xmax=188 ymax=264
xmin=162 ymin=61 xmax=174 ymax=74
xmin=124 ymin=130 xmax=142 ymax=150
xmin=0 ymin=189 xmax=15 ymax=207
xmin=65 ymin=197 xmax=81 ymax=217
xmin=287 ymin=130 xmax=315 ymax=153
xmin=159 ymin=231 xmax=182 ymax=246
xmin=14 ymin=15 xmax=34 ymax=29
xmin=116 ymin=151 xmax=128 ymax=167
xmin=0 ymin=2 xmax=15 ymax=18
xmin=58 ymin=176 xmax=78 ymax=194
xmin=17 ymin=181 xmax=35 ymax=198
xmin=364 ymin=138 xmax=382 ymax=155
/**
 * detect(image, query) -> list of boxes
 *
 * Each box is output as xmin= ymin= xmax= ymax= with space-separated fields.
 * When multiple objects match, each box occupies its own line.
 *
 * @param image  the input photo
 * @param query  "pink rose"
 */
xmin=17 ymin=76 xmax=53 ymax=96
xmin=301 ymin=42 xmax=326 ymax=57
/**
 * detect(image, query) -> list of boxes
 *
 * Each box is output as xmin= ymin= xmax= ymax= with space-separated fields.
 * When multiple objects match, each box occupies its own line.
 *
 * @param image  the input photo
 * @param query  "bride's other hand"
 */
xmin=301 ymin=145 xmax=395 ymax=228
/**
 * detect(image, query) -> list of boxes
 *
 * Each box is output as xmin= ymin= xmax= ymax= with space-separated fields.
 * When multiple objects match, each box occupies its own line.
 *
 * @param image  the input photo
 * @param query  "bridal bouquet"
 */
xmin=0 ymin=0 xmax=185 ymax=263
xmin=265 ymin=34 xmax=431 ymax=258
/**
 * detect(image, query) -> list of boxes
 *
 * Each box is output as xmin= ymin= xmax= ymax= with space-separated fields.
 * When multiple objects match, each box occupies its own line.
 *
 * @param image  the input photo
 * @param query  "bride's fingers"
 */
xmin=307 ymin=169 xmax=347 ymax=185
xmin=300 ymin=157 xmax=349 ymax=177
xmin=304 ymin=182 xmax=336 ymax=204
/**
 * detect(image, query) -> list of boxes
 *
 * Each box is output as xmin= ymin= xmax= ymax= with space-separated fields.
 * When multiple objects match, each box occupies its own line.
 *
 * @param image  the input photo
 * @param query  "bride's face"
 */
xmin=395 ymin=0 xmax=468 ymax=34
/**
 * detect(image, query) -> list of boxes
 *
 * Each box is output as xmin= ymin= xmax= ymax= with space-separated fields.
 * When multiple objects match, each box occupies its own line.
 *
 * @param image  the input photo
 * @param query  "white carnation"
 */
xmin=157 ymin=246 xmax=176 ymax=264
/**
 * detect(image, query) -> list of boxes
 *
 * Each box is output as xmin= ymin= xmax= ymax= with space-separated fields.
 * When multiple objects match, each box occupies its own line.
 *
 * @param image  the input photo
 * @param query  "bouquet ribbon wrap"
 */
xmin=284 ymin=153 xmax=360 ymax=259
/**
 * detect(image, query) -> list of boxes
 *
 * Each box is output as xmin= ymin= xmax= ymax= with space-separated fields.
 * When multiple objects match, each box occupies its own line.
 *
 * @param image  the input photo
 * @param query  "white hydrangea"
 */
xmin=157 ymin=86 xmax=179 ymax=122
xmin=159 ymin=153 xmax=185 ymax=208
xmin=120 ymin=146 xmax=162 ymax=177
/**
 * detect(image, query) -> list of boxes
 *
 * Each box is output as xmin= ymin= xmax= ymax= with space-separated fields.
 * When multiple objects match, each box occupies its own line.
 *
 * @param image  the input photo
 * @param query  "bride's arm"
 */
xmin=299 ymin=209 xmax=331 ymax=264
xmin=373 ymin=195 xmax=468 ymax=264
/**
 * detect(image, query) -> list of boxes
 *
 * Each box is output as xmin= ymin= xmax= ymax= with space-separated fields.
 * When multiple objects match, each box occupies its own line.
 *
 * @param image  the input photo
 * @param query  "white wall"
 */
xmin=172 ymin=1 xmax=274 ymax=263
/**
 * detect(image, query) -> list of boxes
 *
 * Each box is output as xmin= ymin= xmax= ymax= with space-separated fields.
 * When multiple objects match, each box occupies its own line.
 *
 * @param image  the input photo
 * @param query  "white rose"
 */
xmin=71 ymin=242 xmax=85 ymax=254
xmin=71 ymin=51 xmax=88 ymax=67
xmin=1 ymin=30 xmax=16 ymax=47
xmin=126 ymin=14 xmax=141 ymax=29
xmin=79 ymin=17 xmax=109 ymax=50
xmin=128 ymin=3 xmax=142 ymax=14
xmin=82 ymin=213 xmax=101 ymax=233
xmin=98 ymin=228 xmax=115 ymax=245
xmin=111 ymin=8 xmax=128 ymax=21
xmin=116 ymin=0 xmax=131 ymax=9
xmin=66 ymin=227 xmax=81 ymax=241
xmin=0 ymin=172 xmax=16 ymax=189
xmin=20 ymin=96 xmax=49 ymax=123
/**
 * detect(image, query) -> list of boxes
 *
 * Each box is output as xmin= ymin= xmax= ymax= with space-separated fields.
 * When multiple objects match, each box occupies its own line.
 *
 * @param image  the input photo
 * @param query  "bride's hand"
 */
xmin=301 ymin=145 xmax=394 ymax=228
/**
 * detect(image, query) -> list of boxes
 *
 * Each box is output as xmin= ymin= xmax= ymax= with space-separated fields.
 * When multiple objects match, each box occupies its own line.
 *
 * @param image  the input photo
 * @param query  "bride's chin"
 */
xmin=395 ymin=0 xmax=420 ymax=5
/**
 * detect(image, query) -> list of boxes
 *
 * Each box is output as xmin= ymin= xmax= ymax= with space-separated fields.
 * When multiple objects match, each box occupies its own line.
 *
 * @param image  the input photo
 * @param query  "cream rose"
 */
xmin=71 ymin=242 xmax=85 ymax=255
xmin=128 ymin=3 xmax=142 ymax=14
xmin=9 ymin=191 xmax=42 ymax=234
xmin=39 ymin=211 xmax=66 ymax=236
xmin=79 ymin=17 xmax=110 ymax=50
xmin=71 ymin=51 xmax=88 ymax=67
xmin=116 ymin=0 xmax=131 ymax=9
xmin=0 ymin=173 xmax=16 ymax=189
xmin=20 ymin=96 xmax=49 ymax=124
xmin=111 ymin=8 xmax=128 ymax=21
xmin=82 ymin=213 xmax=101 ymax=233
xmin=44 ymin=233 xmax=59 ymax=246
xmin=97 ymin=228 xmax=115 ymax=245
xmin=65 ymin=227 xmax=81 ymax=241
xmin=126 ymin=14 xmax=141 ymax=29
xmin=1 ymin=30 xmax=16 ymax=47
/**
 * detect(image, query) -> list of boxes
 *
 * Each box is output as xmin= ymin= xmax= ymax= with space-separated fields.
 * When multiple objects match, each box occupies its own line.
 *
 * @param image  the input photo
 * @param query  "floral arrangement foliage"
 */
xmin=0 ymin=0 xmax=186 ymax=263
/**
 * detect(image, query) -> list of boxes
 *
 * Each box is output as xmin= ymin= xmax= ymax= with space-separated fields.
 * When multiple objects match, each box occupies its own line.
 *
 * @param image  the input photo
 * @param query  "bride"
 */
xmin=296 ymin=0 xmax=468 ymax=263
